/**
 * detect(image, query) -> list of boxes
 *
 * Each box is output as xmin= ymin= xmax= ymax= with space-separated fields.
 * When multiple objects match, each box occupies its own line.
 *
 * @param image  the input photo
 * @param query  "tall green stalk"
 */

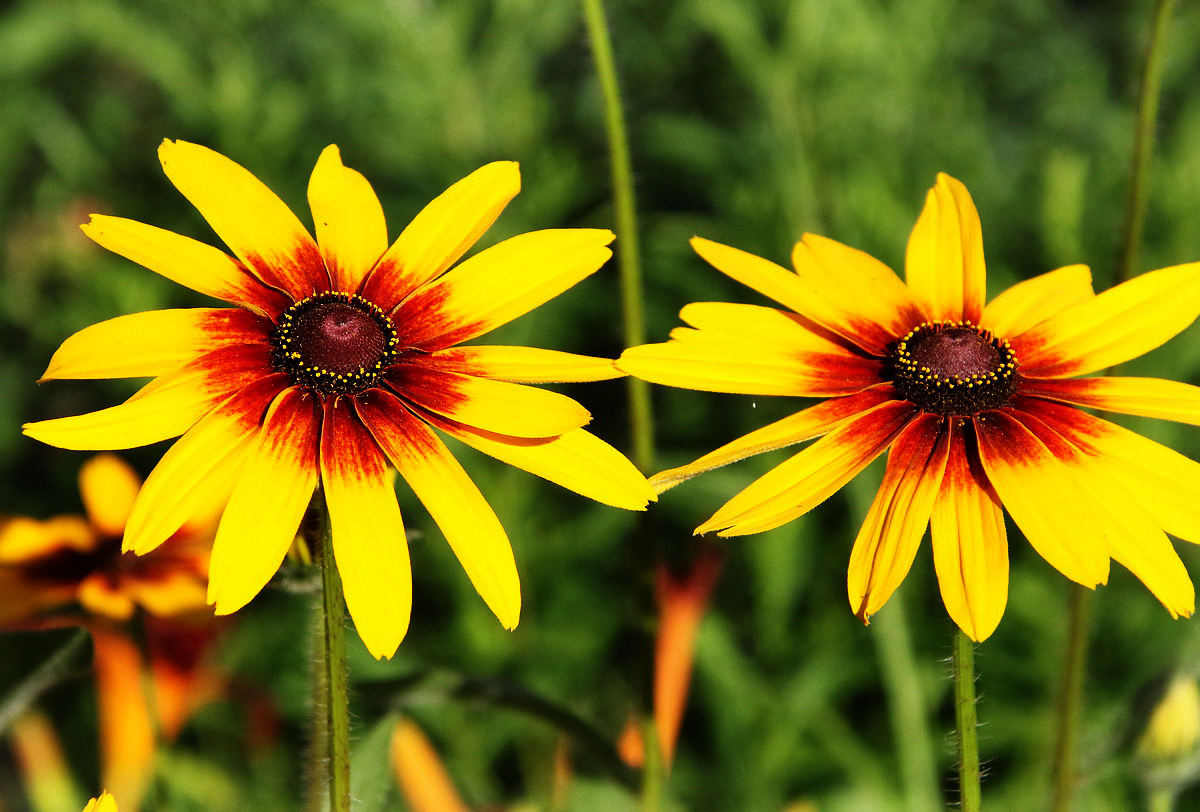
xmin=315 ymin=501 xmax=351 ymax=812
xmin=953 ymin=629 xmax=981 ymax=812
xmin=1052 ymin=3 xmax=1176 ymax=808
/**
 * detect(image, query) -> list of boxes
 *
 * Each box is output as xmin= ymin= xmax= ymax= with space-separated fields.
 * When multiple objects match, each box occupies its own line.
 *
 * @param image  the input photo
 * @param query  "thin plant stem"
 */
xmin=1148 ymin=789 xmax=1175 ymax=812
xmin=319 ymin=500 xmax=351 ymax=812
xmin=953 ymin=628 xmax=981 ymax=812
xmin=871 ymin=594 xmax=940 ymax=812
xmin=1050 ymin=585 xmax=1092 ymax=812
xmin=580 ymin=0 xmax=655 ymax=474
xmin=1117 ymin=0 xmax=1178 ymax=286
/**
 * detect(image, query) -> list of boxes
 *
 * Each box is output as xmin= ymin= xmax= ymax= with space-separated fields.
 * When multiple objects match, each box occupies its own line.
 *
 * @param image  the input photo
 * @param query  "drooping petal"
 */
xmin=980 ymin=264 xmax=1093 ymax=339
xmin=398 ymin=229 xmax=614 ymax=350
xmin=1010 ymin=262 xmax=1200 ymax=377
xmin=848 ymin=414 xmax=951 ymax=623
xmin=698 ymin=400 xmax=918 ymax=537
xmin=691 ymin=236 xmax=899 ymax=356
xmin=361 ymin=162 xmax=521 ymax=311
xmin=677 ymin=301 xmax=853 ymax=352
xmin=307 ymin=145 xmax=388 ymax=293
xmin=617 ymin=335 xmax=883 ymax=398
xmin=1021 ymin=376 xmax=1200 ymax=426
xmin=650 ymin=385 xmax=897 ymax=494
xmin=81 ymin=215 xmax=291 ymax=317
xmin=158 ymin=139 xmax=329 ymax=298
xmin=1010 ymin=408 xmax=1194 ymax=617
xmin=24 ymin=343 xmax=274 ymax=451
xmin=904 ymin=173 xmax=986 ymax=323
xmin=974 ymin=410 xmax=1110 ymax=587
xmin=40 ymin=308 xmax=270 ymax=382
xmin=929 ymin=429 xmax=1008 ymax=642
xmin=387 ymin=364 xmax=590 ymax=437
xmin=422 ymin=410 xmax=655 ymax=510
xmin=425 ymin=345 xmax=623 ymax=383
xmin=321 ymin=396 xmax=411 ymax=659
xmin=793 ymin=233 xmax=928 ymax=343
xmin=208 ymin=387 xmax=320 ymax=614
xmin=124 ymin=375 xmax=288 ymax=555
xmin=1014 ymin=396 xmax=1200 ymax=545
xmin=356 ymin=390 xmax=519 ymax=630
xmin=79 ymin=453 xmax=141 ymax=538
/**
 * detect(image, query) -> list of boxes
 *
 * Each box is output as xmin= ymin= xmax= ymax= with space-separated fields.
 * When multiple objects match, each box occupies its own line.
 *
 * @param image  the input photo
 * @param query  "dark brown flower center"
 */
xmin=272 ymin=293 xmax=398 ymax=396
xmin=889 ymin=321 xmax=1018 ymax=415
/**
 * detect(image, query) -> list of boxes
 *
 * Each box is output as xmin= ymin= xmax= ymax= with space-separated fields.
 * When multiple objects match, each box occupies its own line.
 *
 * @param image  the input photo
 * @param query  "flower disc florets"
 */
xmin=272 ymin=292 xmax=399 ymax=397
xmin=889 ymin=320 xmax=1018 ymax=416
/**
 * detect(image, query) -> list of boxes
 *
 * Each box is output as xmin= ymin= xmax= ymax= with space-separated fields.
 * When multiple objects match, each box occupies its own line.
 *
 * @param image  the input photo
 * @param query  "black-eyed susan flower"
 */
xmin=24 ymin=140 xmax=654 ymax=660
xmin=619 ymin=173 xmax=1200 ymax=642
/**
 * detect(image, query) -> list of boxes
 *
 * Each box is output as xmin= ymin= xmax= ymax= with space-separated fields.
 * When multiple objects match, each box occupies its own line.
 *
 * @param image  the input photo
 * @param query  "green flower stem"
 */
xmin=580 ymin=0 xmax=655 ymax=475
xmin=1117 ymin=0 xmax=1178 ymax=285
xmin=1050 ymin=585 xmax=1092 ymax=812
xmin=872 ymin=594 xmax=940 ymax=812
xmin=953 ymin=628 xmax=981 ymax=812
xmin=317 ymin=500 xmax=351 ymax=812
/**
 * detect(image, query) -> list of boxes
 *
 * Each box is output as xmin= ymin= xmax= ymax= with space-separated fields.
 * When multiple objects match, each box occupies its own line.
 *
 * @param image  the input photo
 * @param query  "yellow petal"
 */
xmin=41 ymin=308 xmax=266 ymax=382
xmin=24 ymin=344 xmax=273 ymax=451
xmin=124 ymin=375 xmax=286 ymax=555
xmin=980 ymin=264 xmax=1093 ymax=339
xmin=208 ymin=387 xmax=320 ymax=614
xmin=794 ymin=233 xmax=928 ymax=349
xmin=81 ymin=214 xmax=291 ymax=316
xmin=1022 ymin=376 xmax=1200 ymax=426
xmin=307 ymin=145 xmax=388 ymax=293
xmin=649 ymin=385 xmax=896 ymax=494
xmin=1011 ymin=262 xmax=1200 ymax=377
xmin=848 ymin=414 xmax=951 ymax=622
xmin=78 ymin=574 xmax=136 ymax=620
xmin=399 ymin=228 xmax=614 ymax=350
xmin=92 ymin=628 xmax=155 ymax=811
xmin=427 ymin=345 xmax=623 ymax=383
xmin=321 ymin=397 xmax=412 ymax=659
xmin=356 ymin=391 xmax=519 ymax=630
xmin=904 ymin=173 xmax=987 ymax=323
xmin=79 ymin=453 xmax=141 ymax=538
xmin=83 ymin=793 xmax=119 ymax=812
xmin=429 ymin=415 xmax=654 ymax=510
xmin=677 ymin=301 xmax=849 ymax=352
xmin=0 ymin=516 xmax=94 ymax=564
xmin=127 ymin=573 xmax=210 ymax=616
xmin=361 ymin=161 xmax=521 ymax=311
xmin=617 ymin=334 xmax=881 ymax=397
xmin=930 ymin=430 xmax=1008 ymax=642
xmin=973 ymin=410 xmax=1110 ymax=587
xmin=158 ymin=139 xmax=328 ymax=298
xmin=389 ymin=365 xmax=591 ymax=438
xmin=699 ymin=400 xmax=917 ymax=536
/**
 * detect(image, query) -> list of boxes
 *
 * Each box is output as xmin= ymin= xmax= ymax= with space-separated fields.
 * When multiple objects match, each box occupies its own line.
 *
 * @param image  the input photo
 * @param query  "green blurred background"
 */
xmin=5 ymin=0 xmax=1200 ymax=809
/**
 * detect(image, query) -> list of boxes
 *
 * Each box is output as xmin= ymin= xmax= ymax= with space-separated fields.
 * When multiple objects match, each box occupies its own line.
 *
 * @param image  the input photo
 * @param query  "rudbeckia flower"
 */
xmin=619 ymin=173 xmax=1200 ymax=642
xmin=25 ymin=140 xmax=654 ymax=659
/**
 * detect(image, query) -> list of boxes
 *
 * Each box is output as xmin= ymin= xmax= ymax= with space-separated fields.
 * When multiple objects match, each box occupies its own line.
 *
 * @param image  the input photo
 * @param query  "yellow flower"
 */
xmin=83 ymin=791 xmax=118 ymax=812
xmin=620 ymin=173 xmax=1200 ymax=642
xmin=0 ymin=453 xmax=209 ymax=623
xmin=25 ymin=141 xmax=654 ymax=659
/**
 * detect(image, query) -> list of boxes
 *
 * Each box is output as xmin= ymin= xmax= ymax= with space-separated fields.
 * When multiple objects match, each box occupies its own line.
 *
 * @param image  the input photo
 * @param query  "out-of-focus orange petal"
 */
xmin=617 ymin=714 xmax=645 ymax=768
xmin=92 ymin=628 xmax=154 ymax=812
xmin=0 ymin=516 xmax=94 ymax=563
xmin=78 ymin=576 xmax=136 ymax=621
xmin=79 ymin=454 xmax=141 ymax=539
xmin=390 ymin=718 xmax=472 ymax=812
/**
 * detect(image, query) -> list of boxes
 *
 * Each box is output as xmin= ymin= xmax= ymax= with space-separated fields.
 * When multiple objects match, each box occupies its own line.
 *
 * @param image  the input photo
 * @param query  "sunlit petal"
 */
xmin=398 ymin=228 xmax=614 ymax=350
xmin=677 ymin=301 xmax=850 ymax=353
xmin=904 ymin=173 xmax=986 ymax=323
xmin=848 ymin=414 xmax=951 ymax=622
xmin=356 ymin=391 xmax=519 ymax=630
xmin=1011 ymin=262 xmax=1200 ymax=377
xmin=980 ymin=264 xmax=1093 ymax=339
xmin=321 ymin=397 xmax=412 ymax=659
xmin=1021 ymin=376 xmax=1200 ymax=426
xmin=930 ymin=430 xmax=1008 ymax=642
xmin=158 ymin=139 xmax=329 ymax=298
xmin=426 ymin=345 xmax=623 ymax=383
xmin=81 ymin=214 xmax=291 ymax=317
xmin=208 ymin=387 xmax=319 ymax=614
xmin=650 ymin=386 xmax=897 ymax=493
xmin=307 ymin=145 xmax=388 ymax=293
xmin=362 ymin=162 xmax=521 ymax=311
xmin=40 ymin=308 xmax=269 ymax=381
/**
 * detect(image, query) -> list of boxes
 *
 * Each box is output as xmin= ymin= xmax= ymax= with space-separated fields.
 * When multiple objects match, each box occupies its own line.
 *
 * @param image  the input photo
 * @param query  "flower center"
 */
xmin=889 ymin=321 xmax=1018 ymax=416
xmin=272 ymin=292 xmax=398 ymax=397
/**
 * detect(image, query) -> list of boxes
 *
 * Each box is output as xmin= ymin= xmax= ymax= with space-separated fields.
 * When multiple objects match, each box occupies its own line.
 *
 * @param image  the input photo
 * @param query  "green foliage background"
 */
xmin=4 ymin=0 xmax=1200 ymax=809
